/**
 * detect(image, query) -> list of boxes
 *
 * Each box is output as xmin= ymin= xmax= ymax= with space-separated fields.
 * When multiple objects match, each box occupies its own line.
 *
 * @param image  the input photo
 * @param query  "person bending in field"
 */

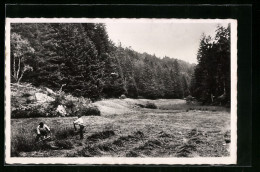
xmin=36 ymin=122 xmax=51 ymax=141
xmin=73 ymin=113 xmax=85 ymax=139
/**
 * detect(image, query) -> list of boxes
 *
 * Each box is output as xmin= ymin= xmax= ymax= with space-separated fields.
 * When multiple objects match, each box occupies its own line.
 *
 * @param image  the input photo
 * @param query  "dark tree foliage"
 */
xmin=190 ymin=24 xmax=230 ymax=105
xmin=113 ymin=48 xmax=194 ymax=99
xmin=10 ymin=23 xmax=195 ymax=100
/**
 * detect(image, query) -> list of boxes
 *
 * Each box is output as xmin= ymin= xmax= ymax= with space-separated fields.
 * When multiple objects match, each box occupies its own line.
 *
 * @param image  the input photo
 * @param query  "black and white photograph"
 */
xmin=5 ymin=18 xmax=237 ymax=164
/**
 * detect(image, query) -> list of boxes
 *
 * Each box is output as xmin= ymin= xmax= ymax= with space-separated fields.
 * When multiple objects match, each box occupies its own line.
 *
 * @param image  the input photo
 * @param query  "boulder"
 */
xmin=46 ymin=88 xmax=57 ymax=95
xmin=35 ymin=93 xmax=55 ymax=103
xmin=119 ymin=94 xmax=126 ymax=99
xmin=56 ymin=105 xmax=67 ymax=116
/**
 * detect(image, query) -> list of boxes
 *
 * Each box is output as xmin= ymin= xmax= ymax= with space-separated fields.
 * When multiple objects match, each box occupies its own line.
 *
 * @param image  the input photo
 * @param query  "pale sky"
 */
xmin=106 ymin=22 xmax=228 ymax=64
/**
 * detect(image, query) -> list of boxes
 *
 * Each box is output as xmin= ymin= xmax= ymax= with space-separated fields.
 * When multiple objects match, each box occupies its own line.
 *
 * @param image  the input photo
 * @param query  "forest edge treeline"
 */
xmin=10 ymin=23 xmax=230 ymax=105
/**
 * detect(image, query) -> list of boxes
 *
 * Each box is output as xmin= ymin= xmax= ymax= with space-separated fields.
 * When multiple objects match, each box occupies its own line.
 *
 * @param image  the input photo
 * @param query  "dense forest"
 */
xmin=190 ymin=24 xmax=231 ymax=105
xmin=10 ymin=23 xmax=230 ymax=105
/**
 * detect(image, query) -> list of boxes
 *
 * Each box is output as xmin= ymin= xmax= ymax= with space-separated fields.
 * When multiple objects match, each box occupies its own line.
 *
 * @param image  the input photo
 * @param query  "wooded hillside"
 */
xmin=10 ymin=23 xmax=195 ymax=100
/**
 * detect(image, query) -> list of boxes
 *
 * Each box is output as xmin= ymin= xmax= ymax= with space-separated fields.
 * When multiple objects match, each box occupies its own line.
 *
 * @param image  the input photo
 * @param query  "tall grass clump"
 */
xmin=11 ymin=135 xmax=36 ymax=156
xmin=54 ymin=127 xmax=75 ymax=140
xmin=11 ymin=130 xmax=51 ymax=156
xmin=55 ymin=140 xmax=73 ymax=149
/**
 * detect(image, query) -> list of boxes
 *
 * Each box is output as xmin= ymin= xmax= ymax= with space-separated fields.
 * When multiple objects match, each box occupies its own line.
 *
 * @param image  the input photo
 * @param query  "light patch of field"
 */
xmin=93 ymin=98 xmax=154 ymax=115
xmin=11 ymin=98 xmax=231 ymax=157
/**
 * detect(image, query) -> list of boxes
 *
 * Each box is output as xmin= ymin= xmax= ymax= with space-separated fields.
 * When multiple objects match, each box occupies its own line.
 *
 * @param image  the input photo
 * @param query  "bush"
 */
xmin=26 ymin=99 xmax=33 ymax=104
xmin=50 ymin=95 xmax=64 ymax=109
xmin=145 ymin=102 xmax=157 ymax=109
xmin=11 ymin=107 xmax=46 ymax=118
xmin=81 ymin=106 xmax=101 ymax=116
xmin=65 ymin=100 xmax=75 ymax=110
xmin=119 ymin=94 xmax=126 ymax=99
xmin=22 ymin=93 xmax=32 ymax=97
xmin=185 ymin=95 xmax=197 ymax=105
xmin=65 ymin=100 xmax=76 ymax=115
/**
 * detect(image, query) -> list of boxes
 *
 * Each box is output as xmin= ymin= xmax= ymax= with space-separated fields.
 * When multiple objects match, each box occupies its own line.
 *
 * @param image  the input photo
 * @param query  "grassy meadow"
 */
xmin=11 ymin=99 xmax=231 ymax=157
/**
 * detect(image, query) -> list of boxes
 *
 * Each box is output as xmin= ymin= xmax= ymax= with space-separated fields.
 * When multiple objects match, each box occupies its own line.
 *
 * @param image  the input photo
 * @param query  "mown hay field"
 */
xmin=11 ymin=99 xmax=231 ymax=157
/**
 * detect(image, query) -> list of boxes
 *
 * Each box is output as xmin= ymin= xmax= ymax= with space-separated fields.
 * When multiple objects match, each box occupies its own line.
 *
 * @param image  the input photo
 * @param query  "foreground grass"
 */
xmin=11 ymin=99 xmax=230 ymax=157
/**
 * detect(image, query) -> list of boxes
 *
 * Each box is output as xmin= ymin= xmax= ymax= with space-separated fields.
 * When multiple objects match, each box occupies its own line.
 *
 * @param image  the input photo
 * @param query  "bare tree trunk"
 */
xmin=17 ymin=70 xmax=25 ymax=84
xmin=16 ymin=57 xmax=21 ymax=82
xmin=223 ymin=81 xmax=226 ymax=95
xmin=211 ymin=93 xmax=214 ymax=103
xmin=12 ymin=57 xmax=16 ymax=80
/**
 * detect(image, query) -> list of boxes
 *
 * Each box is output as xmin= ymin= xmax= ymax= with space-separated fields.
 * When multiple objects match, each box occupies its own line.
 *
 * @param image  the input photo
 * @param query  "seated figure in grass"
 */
xmin=36 ymin=122 xmax=51 ymax=142
xmin=73 ymin=113 xmax=85 ymax=139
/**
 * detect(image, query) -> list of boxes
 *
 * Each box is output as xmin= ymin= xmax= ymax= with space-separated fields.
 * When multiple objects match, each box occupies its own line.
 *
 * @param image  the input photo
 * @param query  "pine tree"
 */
xmin=192 ymin=25 xmax=230 ymax=105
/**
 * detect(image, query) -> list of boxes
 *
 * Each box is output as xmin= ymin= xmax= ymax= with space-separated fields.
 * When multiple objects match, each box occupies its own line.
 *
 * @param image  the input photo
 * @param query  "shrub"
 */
xmin=26 ymin=99 xmax=33 ymax=104
xmin=65 ymin=100 xmax=75 ymax=110
xmin=119 ymin=94 xmax=126 ymax=99
xmin=50 ymin=95 xmax=63 ymax=109
xmin=185 ymin=95 xmax=197 ymax=105
xmin=145 ymin=102 xmax=157 ymax=109
xmin=22 ymin=93 xmax=31 ymax=97
xmin=81 ymin=106 xmax=101 ymax=116
xmin=65 ymin=100 xmax=76 ymax=115
xmin=11 ymin=107 xmax=46 ymax=118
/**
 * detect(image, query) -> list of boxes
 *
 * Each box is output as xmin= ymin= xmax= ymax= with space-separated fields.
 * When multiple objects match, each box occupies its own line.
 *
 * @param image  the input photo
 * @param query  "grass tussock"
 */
xmin=126 ymin=150 xmax=140 ymax=157
xmin=87 ymin=130 xmax=115 ymax=142
xmin=55 ymin=140 xmax=73 ymax=149
xmin=97 ymin=143 xmax=115 ymax=152
xmin=77 ymin=145 xmax=102 ymax=157
xmin=158 ymin=131 xmax=172 ymax=138
xmin=112 ymin=131 xmax=144 ymax=145
xmin=54 ymin=128 xmax=75 ymax=140
xmin=112 ymin=139 xmax=124 ymax=147
xmin=176 ymin=144 xmax=197 ymax=157
xmin=139 ymin=139 xmax=162 ymax=150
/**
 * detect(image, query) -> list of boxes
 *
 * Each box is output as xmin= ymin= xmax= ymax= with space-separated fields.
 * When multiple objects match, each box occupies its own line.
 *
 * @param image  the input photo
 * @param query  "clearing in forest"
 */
xmin=11 ymin=98 xmax=230 ymax=157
